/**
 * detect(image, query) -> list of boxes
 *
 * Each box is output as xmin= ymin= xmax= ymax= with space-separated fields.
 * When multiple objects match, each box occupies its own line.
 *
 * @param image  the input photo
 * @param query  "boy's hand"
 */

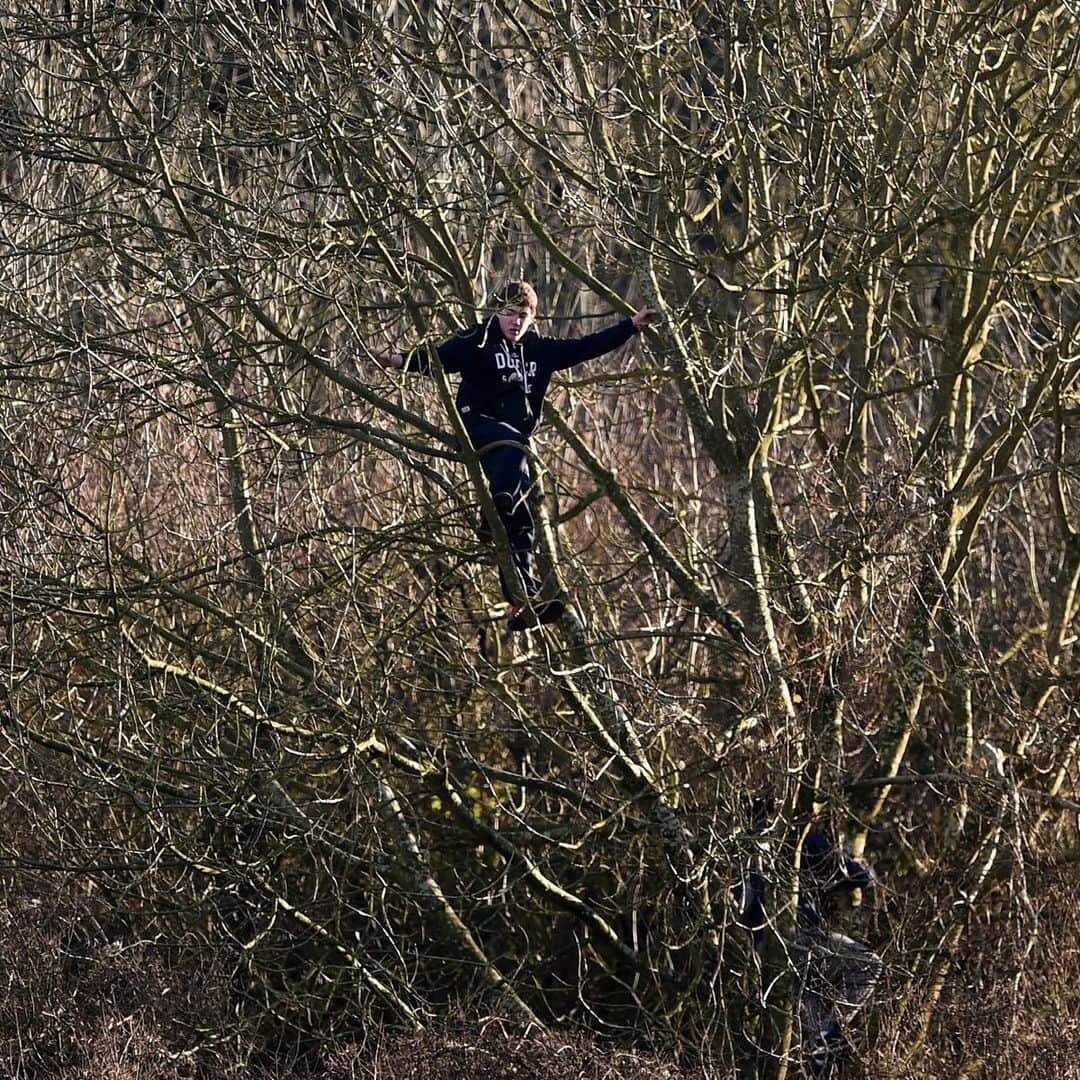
xmin=631 ymin=306 xmax=658 ymax=331
xmin=369 ymin=350 xmax=405 ymax=370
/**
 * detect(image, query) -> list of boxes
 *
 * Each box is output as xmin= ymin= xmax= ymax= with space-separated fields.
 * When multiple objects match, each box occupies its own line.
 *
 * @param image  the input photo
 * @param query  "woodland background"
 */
xmin=1 ymin=1 xmax=1078 ymax=1077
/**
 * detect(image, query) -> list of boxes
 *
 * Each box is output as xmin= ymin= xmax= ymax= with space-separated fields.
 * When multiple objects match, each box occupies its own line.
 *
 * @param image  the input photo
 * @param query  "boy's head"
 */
xmin=491 ymin=279 xmax=537 ymax=342
xmin=491 ymin=279 xmax=538 ymax=313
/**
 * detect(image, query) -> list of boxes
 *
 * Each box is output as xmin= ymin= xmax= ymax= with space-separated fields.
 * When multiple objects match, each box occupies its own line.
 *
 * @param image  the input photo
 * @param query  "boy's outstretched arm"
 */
xmin=548 ymin=303 xmax=658 ymax=370
xmin=369 ymin=335 xmax=470 ymax=376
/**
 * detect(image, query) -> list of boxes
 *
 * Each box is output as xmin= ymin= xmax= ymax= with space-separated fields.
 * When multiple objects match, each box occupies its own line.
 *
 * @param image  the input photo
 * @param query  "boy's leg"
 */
xmin=493 ymin=459 xmax=538 ymax=601
xmin=470 ymin=423 xmax=538 ymax=601
xmin=469 ymin=422 xmax=566 ymax=628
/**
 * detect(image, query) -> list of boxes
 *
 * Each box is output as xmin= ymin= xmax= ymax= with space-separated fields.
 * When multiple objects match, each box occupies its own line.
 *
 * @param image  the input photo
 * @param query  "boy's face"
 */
xmin=497 ymin=304 xmax=534 ymax=342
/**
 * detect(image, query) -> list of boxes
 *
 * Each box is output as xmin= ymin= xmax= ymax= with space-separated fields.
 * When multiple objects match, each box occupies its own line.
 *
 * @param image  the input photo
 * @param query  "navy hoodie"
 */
xmin=405 ymin=315 xmax=638 ymax=436
xmin=736 ymin=830 xmax=876 ymax=949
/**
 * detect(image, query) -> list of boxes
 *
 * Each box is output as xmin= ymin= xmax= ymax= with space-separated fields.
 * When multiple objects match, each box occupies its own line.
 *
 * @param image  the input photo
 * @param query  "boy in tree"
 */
xmin=737 ymin=824 xmax=883 ymax=1077
xmin=376 ymin=281 xmax=656 ymax=630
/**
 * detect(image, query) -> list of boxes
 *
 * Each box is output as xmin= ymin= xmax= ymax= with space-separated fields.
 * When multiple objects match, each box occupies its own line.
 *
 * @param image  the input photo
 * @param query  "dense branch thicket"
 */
xmin=1 ymin=2 xmax=1077 ymax=1076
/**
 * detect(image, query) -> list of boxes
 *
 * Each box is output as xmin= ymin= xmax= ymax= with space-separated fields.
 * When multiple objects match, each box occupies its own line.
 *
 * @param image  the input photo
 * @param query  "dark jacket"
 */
xmin=736 ymin=830 xmax=876 ymax=948
xmin=404 ymin=315 xmax=638 ymax=436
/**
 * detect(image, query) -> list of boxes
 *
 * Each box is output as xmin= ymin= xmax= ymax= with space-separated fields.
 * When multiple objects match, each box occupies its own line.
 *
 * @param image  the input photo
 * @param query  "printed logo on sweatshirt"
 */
xmin=495 ymin=342 xmax=536 ymax=391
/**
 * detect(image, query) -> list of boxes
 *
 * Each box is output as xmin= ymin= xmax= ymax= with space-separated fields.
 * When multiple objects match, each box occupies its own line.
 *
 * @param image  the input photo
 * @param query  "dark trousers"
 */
xmin=466 ymin=419 xmax=537 ymax=602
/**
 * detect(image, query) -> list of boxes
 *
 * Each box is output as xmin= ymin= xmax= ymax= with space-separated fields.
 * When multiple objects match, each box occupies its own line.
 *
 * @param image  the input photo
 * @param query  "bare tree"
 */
xmin=1 ymin=2 xmax=1077 ymax=1076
